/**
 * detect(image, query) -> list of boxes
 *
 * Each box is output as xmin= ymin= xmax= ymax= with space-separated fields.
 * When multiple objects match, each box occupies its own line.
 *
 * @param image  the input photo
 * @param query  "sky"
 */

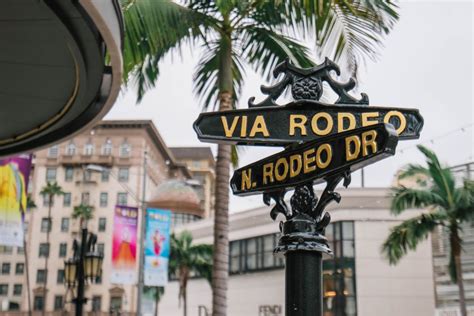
xmin=107 ymin=1 xmax=474 ymax=212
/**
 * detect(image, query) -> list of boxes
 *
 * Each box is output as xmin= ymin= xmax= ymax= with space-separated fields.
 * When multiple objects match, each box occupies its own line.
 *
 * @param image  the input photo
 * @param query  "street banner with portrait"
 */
xmin=144 ymin=208 xmax=171 ymax=286
xmin=0 ymin=154 xmax=32 ymax=246
xmin=111 ymin=205 xmax=138 ymax=284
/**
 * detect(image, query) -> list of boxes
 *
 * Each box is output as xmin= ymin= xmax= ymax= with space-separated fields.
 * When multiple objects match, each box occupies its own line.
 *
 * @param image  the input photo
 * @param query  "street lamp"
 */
xmin=64 ymin=228 xmax=103 ymax=315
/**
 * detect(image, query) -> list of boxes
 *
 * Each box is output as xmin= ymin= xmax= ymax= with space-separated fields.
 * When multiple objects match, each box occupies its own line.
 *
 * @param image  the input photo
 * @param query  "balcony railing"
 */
xmin=58 ymin=154 xmax=114 ymax=166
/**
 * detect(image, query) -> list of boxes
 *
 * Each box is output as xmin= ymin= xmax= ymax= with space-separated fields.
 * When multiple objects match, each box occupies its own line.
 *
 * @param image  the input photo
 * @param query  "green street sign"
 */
xmin=230 ymin=123 xmax=398 ymax=196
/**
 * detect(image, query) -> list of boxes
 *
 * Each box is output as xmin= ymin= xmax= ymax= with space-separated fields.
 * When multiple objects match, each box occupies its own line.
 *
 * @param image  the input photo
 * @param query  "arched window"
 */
xmin=65 ymin=143 xmax=76 ymax=156
xmin=102 ymin=139 xmax=112 ymax=156
xmin=84 ymin=142 xmax=94 ymax=156
xmin=47 ymin=145 xmax=58 ymax=158
xmin=119 ymin=141 xmax=131 ymax=158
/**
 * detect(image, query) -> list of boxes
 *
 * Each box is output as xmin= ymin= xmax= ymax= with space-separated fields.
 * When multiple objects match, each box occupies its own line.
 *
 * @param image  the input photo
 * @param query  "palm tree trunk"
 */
xmin=212 ymin=28 xmax=233 ymax=316
xmin=183 ymin=284 xmax=187 ymax=316
xmin=451 ymin=230 xmax=467 ymax=316
xmin=43 ymin=196 xmax=52 ymax=316
xmin=23 ymin=237 xmax=32 ymax=316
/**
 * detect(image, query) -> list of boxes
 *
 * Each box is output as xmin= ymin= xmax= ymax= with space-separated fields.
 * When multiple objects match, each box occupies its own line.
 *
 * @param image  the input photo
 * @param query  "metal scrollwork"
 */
xmin=248 ymin=58 xmax=369 ymax=108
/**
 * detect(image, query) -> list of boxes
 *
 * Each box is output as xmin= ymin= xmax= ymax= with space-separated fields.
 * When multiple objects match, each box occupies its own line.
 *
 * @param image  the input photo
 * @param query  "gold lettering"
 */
xmin=241 ymin=169 xmax=252 ymax=191
xmin=361 ymin=112 xmax=379 ymax=127
xmin=263 ymin=163 xmax=274 ymax=184
xmin=275 ymin=158 xmax=289 ymax=181
xmin=311 ymin=112 xmax=333 ymax=136
xmin=345 ymin=135 xmax=361 ymax=161
xmin=383 ymin=111 xmax=407 ymax=135
xmin=337 ymin=113 xmax=356 ymax=132
xmin=289 ymin=155 xmax=302 ymax=178
xmin=362 ymin=130 xmax=378 ymax=156
xmin=221 ymin=116 xmax=239 ymax=137
xmin=240 ymin=116 xmax=248 ymax=137
xmin=249 ymin=116 xmax=270 ymax=137
xmin=303 ymin=149 xmax=316 ymax=173
xmin=289 ymin=115 xmax=308 ymax=136
xmin=316 ymin=144 xmax=332 ymax=169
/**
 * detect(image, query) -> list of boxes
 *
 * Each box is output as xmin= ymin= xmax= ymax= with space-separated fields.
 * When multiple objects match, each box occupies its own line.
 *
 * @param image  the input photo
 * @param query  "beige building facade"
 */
xmin=0 ymin=120 xmax=214 ymax=315
xmin=160 ymin=188 xmax=436 ymax=316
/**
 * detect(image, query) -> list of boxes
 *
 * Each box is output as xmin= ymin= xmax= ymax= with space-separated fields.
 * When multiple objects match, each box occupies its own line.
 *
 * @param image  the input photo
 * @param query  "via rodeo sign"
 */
xmin=194 ymin=58 xmax=423 ymax=197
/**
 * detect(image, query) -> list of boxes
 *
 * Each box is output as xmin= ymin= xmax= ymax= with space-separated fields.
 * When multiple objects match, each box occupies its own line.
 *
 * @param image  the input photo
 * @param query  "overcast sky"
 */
xmin=107 ymin=0 xmax=474 ymax=212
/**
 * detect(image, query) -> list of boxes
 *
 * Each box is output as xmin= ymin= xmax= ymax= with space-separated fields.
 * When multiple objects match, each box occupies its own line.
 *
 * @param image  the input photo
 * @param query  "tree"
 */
xmin=382 ymin=145 xmax=474 ymax=316
xmin=25 ymin=195 xmax=36 ymax=316
xmin=39 ymin=182 xmax=64 ymax=315
xmin=72 ymin=204 xmax=94 ymax=228
xmin=170 ymin=231 xmax=212 ymax=316
xmin=122 ymin=1 xmax=399 ymax=314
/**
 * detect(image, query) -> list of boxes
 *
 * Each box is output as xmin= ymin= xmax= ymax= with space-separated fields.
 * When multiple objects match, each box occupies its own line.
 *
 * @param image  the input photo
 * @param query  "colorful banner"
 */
xmin=144 ymin=208 xmax=171 ymax=286
xmin=0 ymin=154 xmax=32 ymax=246
xmin=111 ymin=205 xmax=138 ymax=284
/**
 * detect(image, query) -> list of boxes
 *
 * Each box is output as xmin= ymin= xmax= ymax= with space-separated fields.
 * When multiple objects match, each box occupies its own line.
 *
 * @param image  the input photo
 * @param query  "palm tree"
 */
xmin=122 ymin=1 xmax=399 ymax=314
xmin=72 ymin=204 xmax=94 ymax=228
xmin=382 ymin=145 xmax=474 ymax=316
xmin=39 ymin=181 xmax=64 ymax=315
xmin=170 ymin=231 xmax=213 ymax=316
xmin=25 ymin=195 xmax=36 ymax=316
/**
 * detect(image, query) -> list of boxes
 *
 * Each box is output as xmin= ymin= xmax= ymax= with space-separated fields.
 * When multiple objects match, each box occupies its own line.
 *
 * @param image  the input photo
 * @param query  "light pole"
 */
xmin=64 ymin=224 xmax=103 ymax=316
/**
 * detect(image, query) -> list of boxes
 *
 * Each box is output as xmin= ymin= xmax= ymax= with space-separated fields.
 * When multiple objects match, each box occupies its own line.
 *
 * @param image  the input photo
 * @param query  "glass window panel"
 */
xmin=263 ymin=235 xmax=275 ymax=268
xmin=342 ymin=222 xmax=354 ymax=240
xmin=342 ymin=240 xmax=355 ymax=258
xmin=334 ymin=222 xmax=341 ymax=241
xmin=325 ymin=224 xmax=334 ymax=243
xmin=65 ymin=167 xmax=74 ymax=181
xmin=59 ymin=243 xmax=67 ymax=257
xmin=54 ymin=296 xmax=63 ymax=310
xmin=92 ymin=296 xmax=102 ymax=312
xmin=46 ymin=168 xmax=56 ymax=182
xmin=98 ymin=218 xmax=106 ymax=232
xmin=61 ymin=218 xmax=69 ymax=232
xmin=101 ymin=170 xmax=110 ymax=182
xmin=100 ymin=192 xmax=108 ymax=207
xmin=15 ymin=263 xmax=24 ymax=275
xmin=13 ymin=284 xmax=22 ymax=296
xmin=246 ymin=239 xmax=257 ymax=270
xmin=0 ymin=284 xmax=7 ymax=295
xmin=63 ymin=193 xmax=71 ymax=207
xmin=34 ymin=296 xmax=44 ymax=311
xmin=345 ymin=296 xmax=357 ymax=316
xmin=118 ymin=167 xmax=129 ymax=182
xmin=2 ymin=263 xmax=10 ymax=275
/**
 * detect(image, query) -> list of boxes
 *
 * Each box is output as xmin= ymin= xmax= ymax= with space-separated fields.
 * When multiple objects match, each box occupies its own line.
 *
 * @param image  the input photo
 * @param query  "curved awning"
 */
xmin=0 ymin=0 xmax=123 ymax=157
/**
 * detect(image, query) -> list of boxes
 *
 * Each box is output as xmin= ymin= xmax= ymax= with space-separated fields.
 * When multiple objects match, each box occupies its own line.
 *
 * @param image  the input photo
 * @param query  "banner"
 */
xmin=0 ymin=154 xmax=32 ymax=246
xmin=144 ymin=208 xmax=171 ymax=286
xmin=111 ymin=205 xmax=138 ymax=284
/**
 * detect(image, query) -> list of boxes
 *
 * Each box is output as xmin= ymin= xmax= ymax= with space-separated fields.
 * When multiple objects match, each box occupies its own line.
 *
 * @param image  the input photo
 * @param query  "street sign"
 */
xmin=193 ymin=102 xmax=422 ymax=146
xmin=230 ymin=123 xmax=398 ymax=196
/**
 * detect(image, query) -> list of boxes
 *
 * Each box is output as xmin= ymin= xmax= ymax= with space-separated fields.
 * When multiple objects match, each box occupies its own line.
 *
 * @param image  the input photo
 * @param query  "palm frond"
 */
xmin=390 ymin=186 xmax=447 ymax=215
xmin=72 ymin=204 xmax=94 ymax=221
xmin=239 ymin=26 xmax=314 ymax=80
xmin=453 ymin=179 xmax=474 ymax=222
xmin=123 ymin=0 xmax=220 ymax=101
xmin=193 ymin=39 xmax=244 ymax=110
xmin=315 ymin=0 xmax=399 ymax=74
xmin=382 ymin=212 xmax=446 ymax=264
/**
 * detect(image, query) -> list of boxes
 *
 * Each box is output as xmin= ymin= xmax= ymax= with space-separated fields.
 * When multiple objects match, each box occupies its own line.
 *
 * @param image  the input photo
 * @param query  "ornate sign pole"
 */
xmin=194 ymin=58 xmax=423 ymax=316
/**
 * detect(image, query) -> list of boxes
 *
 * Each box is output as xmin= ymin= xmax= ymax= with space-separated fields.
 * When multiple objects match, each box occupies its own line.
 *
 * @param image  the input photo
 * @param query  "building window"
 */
xmin=0 ymin=246 xmax=13 ymax=254
xmin=101 ymin=170 xmax=110 ymax=182
xmin=84 ymin=143 xmax=94 ymax=156
xmin=92 ymin=296 xmax=102 ymax=312
xmin=117 ymin=192 xmax=128 ymax=206
xmin=34 ymin=296 xmax=44 ymax=311
xmin=119 ymin=142 xmax=131 ymax=157
xmin=48 ymin=145 xmax=59 ymax=158
xmin=63 ymin=193 xmax=71 ymax=207
xmin=39 ymin=243 xmax=50 ymax=257
xmin=17 ymin=247 xmax=24 ymax=255
xmin=59 ymin=243 xmax=67 ymax=258
xmin=13 ymin=284 xmax=22 ymax=296
xmin=46 ymin=168 xmax=57 ymax=182
xmin=100 ymin=192 xmax=108 ymax=207
xmin=0 ymin=284 xmax=8 ymax=295
xmin=65 ymin=167 xmax=74 ymax=182
xmin=171 ymin=213 xmax=201 ymax=228
xmin=98 ymin=218 xmax=106 ymax=232
xmin=110 ymin=297 xmax=123 ymax=313
xmin=42 ymin=194 xmax=53 ymax=207
xmin=61 ymin=218 xmax=69 ymax=232
xmin=118 ymin=167 xmax=129 ymax=182
xmin=102 ymin=140 xmax=113 ymax=156
xmin=40 ymin=218 xmax=51 ymax=232
xmin=81 ymin=192 xmax=90 ymax=205
xmin=1 ymin=263 xmax=10 ymax=275
xmin=97 ymin=243 xmax=105 ymax=256
xmin=57 ymin=270 xmax=65 ymax=284
xmin=54 ymin=295 xmax=63 ymax=310
xmin=36 ymin=270 xmax=47 ymax=284
xmin=15 ymin=263 xmax=24 ymax=275
xmin=66 ymin=142 xmax=76 ymax=156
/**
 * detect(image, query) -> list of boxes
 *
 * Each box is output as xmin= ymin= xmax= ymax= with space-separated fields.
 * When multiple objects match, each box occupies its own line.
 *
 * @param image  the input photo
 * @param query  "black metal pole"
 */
xmin=76 ymin=226 xmax=87 ymax=316
xmin=285 ymin=251 xmax=323 ymax=316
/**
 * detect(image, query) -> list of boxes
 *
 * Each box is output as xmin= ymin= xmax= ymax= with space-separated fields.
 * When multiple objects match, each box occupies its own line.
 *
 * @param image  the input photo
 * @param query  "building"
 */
xmin=0 ymin=120 xmax=214 ymax=314
xmin=170 ymin=147 xmax=216 ymax=220
xmin=159 ymin=188 xmax=436 ymax=316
